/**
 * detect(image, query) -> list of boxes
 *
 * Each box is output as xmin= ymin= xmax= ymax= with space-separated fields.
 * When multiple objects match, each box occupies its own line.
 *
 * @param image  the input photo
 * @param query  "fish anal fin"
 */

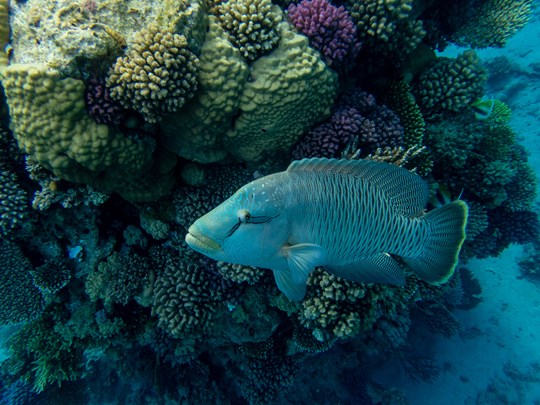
xmin=283 ymin=243 xmax=325 ymax=284
xmin=327 ymin=253 xmax=405 ymax=285
xmin=273 ymin=269 xmax=307 ymax=301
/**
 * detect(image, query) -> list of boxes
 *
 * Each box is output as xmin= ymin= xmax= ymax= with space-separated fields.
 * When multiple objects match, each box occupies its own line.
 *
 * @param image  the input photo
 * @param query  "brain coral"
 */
xmin=225 ymin=22 xmax=338 ymax=162
xmin=161 ymin=16 xmax=249 ymax=163
xmin=287 ymin=0 xmax=360 ymax=69
xmin=1 ymin=64 xmax=176 ymax=201
xmin=107 ymin=23 xmax=199 ymax=123
xmin=215 ymin=0 xmax=282 ymax=61
xmin=414 ymin=50 xmax=487 ymax=120
xmin=448 ymin=0 xmax=533 ymax=48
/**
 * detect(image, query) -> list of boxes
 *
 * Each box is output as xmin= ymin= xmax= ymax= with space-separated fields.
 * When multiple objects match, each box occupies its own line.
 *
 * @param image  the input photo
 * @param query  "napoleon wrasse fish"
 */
xmin=186 ymin=158 xmax=468 ymax=301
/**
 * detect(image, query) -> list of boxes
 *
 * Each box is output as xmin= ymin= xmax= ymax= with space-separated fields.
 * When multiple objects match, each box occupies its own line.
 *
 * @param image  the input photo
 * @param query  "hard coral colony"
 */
xmin=0 ymin=0 xmax=537 ymax=403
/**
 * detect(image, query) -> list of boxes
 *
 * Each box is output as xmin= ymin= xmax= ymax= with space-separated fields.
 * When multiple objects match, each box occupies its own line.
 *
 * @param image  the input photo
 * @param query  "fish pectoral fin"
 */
xmin=283 ymin=243 xmax=325 ymax=284
xmin=273 ymin=269 xmax=307 ymax=301
xmin=327 ymin=253 xmax=405 ymax=285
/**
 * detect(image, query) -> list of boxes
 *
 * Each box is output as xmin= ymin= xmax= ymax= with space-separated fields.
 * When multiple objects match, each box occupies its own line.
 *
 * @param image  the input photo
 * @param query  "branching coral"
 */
xmin=107 ymin=23 xmax=199 ymax=123
xmin=86 ymin=250 xmax=152 ymax=311
xmin=151 ymin=247 xmax=222 ymax=337
xmin=293 ymin=89 xmax=404 ymax=159
xmin=84 ymin=76 xmax=126 ymax=125
xmin=215 ymin=0 xmax=282 ymax=61
xmin=414 ymin=50 xmax=487 ymax=120
xmin=0 ymin=241 xmax=45 ymax=324
xmin=0 ymin=162 xmax=31 ymax=239
xmin=287 ymin=0 xmax=360 ymax=69
xmin=379 ymin=80 xmax=425 ymax=148
xmin=346 ymin=0 xmax=413 ymax=43
xmin=217 ymin=262 xmax=265 ymax=285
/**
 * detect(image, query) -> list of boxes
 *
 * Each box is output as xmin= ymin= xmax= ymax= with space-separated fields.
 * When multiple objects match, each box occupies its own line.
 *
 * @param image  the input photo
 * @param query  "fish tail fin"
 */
xmin=404 ymin=200 xmax=468 ymax=284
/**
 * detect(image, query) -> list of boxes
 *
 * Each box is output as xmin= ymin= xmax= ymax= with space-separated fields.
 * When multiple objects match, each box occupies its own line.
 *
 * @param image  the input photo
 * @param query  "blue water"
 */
xmin=0 ymin=1 xmax=539 ymax=404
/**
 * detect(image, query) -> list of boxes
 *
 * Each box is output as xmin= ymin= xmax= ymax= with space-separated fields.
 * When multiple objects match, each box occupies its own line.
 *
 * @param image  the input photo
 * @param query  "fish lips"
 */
xmin=185 ymin=226 xmax=223 ymax=255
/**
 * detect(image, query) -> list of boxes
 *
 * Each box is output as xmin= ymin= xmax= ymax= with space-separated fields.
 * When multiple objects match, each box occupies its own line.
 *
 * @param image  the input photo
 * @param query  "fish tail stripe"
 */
xmin=402 ymin=201 xmax=468 ymax=284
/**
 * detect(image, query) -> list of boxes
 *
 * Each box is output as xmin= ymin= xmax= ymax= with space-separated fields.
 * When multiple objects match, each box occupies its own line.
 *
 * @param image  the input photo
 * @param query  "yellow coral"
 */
xmin=215 ymin=0 xmax=281 ymax=61
xmin=0 ymin=0 xmax=8 ymax=67
xmin=161 ymin=16 xmax=249 ymax=163
xmin=224 ymin=22 xmax=338 ymax=162
xmin=1 ymin=64 xmax=175 ymax=201
xmin=107 ymin=23 xmax=199 ymax=123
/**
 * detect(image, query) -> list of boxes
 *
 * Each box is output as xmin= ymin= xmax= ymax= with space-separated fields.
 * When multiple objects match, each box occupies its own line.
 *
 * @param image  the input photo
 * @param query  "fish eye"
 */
xmin=238 ymin=209 xmax=251 ymax=223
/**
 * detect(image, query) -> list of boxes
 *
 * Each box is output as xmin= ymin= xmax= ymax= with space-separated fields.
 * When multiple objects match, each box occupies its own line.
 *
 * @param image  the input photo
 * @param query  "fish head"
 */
xmin=185 ymin=176 xmax=290 ymax=266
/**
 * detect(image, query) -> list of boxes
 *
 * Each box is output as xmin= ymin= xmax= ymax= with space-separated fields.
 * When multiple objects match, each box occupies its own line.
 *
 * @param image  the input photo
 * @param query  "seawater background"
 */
xmin=375 ymin=8 xmax=540 ymax=404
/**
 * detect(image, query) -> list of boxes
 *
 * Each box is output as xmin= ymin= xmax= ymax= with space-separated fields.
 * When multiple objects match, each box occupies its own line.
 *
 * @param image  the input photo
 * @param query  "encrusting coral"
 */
xmin=0 ymin=0 xmax=9 ymax=67
xmin=224 ymin=21 xmax=338 ymax=162
xmin=107 ymin=23 xmax=199 ymax=123
xmin=1 ymin=64 xmax=176 ymax=201
xmin=161 ymin=16 xmax=249 ymax=163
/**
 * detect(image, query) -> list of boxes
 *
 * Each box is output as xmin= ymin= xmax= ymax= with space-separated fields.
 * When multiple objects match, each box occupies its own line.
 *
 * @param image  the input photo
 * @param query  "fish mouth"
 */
xmin=185 ymin=226 xmax=223 ymax=254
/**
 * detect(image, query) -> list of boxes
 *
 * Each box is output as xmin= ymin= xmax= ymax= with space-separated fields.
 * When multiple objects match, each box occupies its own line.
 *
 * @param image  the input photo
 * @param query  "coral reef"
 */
xmin=287 ymin=0 xmax=360 ymax=69
xmin=0 ymin=0 xmax=537 ymax=403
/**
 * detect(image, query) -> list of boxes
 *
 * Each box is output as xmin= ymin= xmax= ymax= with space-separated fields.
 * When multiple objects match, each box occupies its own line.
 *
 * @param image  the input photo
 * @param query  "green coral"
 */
xmin=151 ymin=247 xmax=222 ymax=337
xmin=347 ymin=0 xmax=413 ymax=42
xmin=107 ymin=23 xmax=199 ymax=123
xmin=30 ymin=259 xmax=72 ymax=295
xmin=215 ymin=0 xmax=282 ymax=61
xmin=86 ymin=250 xmax=152 ymax=311
xmin=380 ymin=80 xmax=425 ymax=148
xmin=450 ymin=0 xmax=533 ymax=48
xmin=0 ymin=240 xmax=45 ymax=324
xmin=414 ymin=50 xmax=487 ymax=120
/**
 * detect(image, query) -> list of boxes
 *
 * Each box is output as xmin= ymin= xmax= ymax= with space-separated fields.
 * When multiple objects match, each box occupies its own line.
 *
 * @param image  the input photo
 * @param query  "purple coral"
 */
xmin=84 ymin=76 xmax=126 ymax=125
xmin=292 ymin=89 xmax=404 ymax=159
xmin=287 ymin=0 xmax=360 ymax=69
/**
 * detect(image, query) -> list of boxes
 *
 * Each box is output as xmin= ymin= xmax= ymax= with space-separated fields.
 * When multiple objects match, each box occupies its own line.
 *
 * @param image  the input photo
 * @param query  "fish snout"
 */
xmin=185 ymin=225 xmax=223 ymax=254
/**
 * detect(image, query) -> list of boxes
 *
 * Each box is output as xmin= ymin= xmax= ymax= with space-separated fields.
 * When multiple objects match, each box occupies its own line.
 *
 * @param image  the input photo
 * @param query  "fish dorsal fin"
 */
xmin=287 ymin=158 xmax=429 ymax=217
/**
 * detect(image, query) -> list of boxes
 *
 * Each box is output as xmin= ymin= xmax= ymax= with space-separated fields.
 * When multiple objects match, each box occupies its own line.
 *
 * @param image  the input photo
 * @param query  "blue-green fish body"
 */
xmin=186 ymin=158 xmax=468 ymax=300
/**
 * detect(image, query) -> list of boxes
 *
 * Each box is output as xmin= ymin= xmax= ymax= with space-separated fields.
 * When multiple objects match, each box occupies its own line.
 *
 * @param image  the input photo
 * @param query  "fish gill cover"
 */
xmin=0 ymin=0 xmax=537 ymax=403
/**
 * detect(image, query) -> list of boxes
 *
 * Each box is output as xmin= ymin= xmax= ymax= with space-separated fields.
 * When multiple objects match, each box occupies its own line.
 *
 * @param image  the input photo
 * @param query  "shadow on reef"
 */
xmin=0 ymin=0 xmax=538 ymax=403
